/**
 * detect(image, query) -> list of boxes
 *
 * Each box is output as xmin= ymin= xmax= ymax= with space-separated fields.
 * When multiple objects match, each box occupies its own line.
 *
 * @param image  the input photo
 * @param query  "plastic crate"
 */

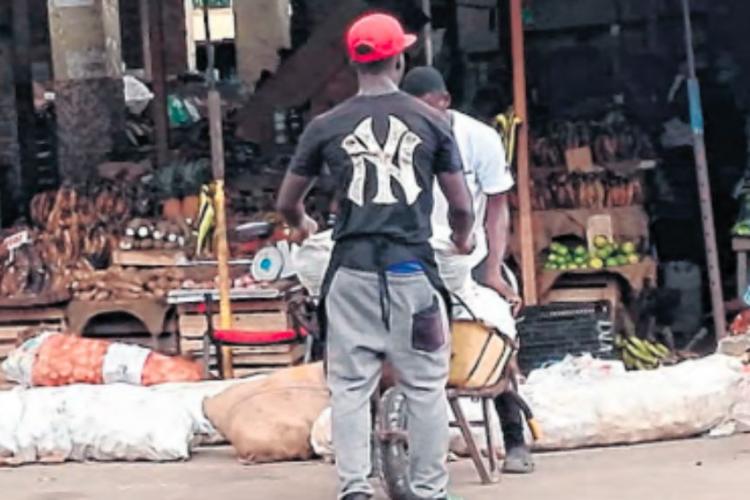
xmin=516 ymin=301 xmax=614 ymax=374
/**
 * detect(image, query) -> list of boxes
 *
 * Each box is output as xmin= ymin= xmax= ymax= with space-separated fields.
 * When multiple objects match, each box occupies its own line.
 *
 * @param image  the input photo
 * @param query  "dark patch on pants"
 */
xmin=411 ymin=297 xmax=445 ymax=352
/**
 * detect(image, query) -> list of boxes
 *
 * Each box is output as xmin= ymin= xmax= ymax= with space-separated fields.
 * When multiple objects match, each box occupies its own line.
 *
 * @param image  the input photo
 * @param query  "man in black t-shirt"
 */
xmin=276 ymin=13 xmax=474 ymax=500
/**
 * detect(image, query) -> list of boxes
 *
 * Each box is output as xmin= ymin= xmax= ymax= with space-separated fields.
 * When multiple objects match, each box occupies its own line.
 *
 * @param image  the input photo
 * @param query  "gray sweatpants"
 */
xmin=326 ymin=267 xmax=451 ymax=499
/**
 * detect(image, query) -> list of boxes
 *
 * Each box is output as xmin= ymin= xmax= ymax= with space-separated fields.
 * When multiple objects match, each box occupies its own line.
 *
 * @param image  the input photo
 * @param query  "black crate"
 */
xmin=516 ymin=301 xmax=615 ymax=374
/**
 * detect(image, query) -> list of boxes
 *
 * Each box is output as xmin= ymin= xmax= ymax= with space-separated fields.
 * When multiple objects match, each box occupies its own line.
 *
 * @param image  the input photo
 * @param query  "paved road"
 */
xmin=1 ymin=436 xmax=748 ymax=500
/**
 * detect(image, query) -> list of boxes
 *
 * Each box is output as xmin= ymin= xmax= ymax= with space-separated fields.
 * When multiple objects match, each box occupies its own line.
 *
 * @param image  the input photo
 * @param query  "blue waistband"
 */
xmin=387 ymin=260 xmax=424 ymax=275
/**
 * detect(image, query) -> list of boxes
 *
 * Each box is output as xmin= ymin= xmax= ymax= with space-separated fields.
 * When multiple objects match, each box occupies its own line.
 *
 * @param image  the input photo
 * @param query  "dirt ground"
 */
xmin=1 ymin=436 xmax=747 ymax=500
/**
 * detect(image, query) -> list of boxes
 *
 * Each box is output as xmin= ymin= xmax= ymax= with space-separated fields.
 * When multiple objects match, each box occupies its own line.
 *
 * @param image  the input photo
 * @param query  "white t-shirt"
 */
xmin=431 ymin=110 xmax=515 ymax=264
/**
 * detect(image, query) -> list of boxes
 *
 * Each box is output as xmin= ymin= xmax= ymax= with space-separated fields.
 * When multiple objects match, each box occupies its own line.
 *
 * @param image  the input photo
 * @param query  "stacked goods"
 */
xmin=33 ymin=333 xmax=109 ymax=385
xmin=4 ymin=180 xmax=142 ymax=299
xmin=544 ymin=237 xmax=642 ymax=272
xmin=615 ymin=334 xmax=673 ymax=371
xmin=118 ymin=218 xmax=192 ymax=251
xmin=70 ymin=266 xmax=185 ymax=301
xmin=732 ymin=194 xmax=750 ymax=236
xmin=530 ymin=112 xmax=655 ymax=168
xmin=31 ymin=186 xmax=123 ymax=268
xmin=2 ymin=330 xmax=203 ymax=387
xmin=512 ymin=171 xmax=644 ymax=211
xmin=0 ymin=235 xmax=58 ymax=298
xmin=151 ymin=159 xmax=210 ymax=225
xmin=180 ymin=273 xmax=256 ymax=291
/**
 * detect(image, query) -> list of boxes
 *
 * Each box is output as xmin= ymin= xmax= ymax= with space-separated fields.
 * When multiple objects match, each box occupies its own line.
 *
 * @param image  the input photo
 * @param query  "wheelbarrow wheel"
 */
xmin=376 ymin=387 xmax=413 ymax=500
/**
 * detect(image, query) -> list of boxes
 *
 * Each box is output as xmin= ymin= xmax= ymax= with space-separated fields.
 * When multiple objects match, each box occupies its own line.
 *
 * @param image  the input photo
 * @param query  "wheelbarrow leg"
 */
xmin=449 ymin=397 xmax=493 ymax=484
xmin=482 ymin=396 xmax=500 ymax=481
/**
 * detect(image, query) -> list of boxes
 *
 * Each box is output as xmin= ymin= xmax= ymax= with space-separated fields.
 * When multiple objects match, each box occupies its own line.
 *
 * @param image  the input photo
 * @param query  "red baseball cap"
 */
xmin=346 ymin=13 xmax=417 ymax=63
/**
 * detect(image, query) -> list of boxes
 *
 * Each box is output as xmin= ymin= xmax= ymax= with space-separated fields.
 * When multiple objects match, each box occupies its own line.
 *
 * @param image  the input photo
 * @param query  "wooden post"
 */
xmin=144 ymin=0 xmax=169 ymax=167
xmin=204 ymin=3 xmax=234 ymax=378
xmin=680 ymin=0 xmax=726 ymax=338
xmin=509 ymin=0 xmax=537 ymax=305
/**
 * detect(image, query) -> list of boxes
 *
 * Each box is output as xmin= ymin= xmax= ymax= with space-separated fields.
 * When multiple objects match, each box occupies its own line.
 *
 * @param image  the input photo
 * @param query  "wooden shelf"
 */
xmin=538 ymin=257 xmax=657 ymax=298
xmin=510 ymin=205 xmax=650 ymax=260
xmin=530 ymin=159 xmax=657 ymax=177
xmin=112 ymin=249 xmax=189 ymax=267
xmin=531 ymin=205 xmax=646 ymax=216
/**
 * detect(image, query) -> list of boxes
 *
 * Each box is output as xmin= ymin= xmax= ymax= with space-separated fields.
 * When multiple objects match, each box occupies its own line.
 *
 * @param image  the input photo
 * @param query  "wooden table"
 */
xmin=66 ymin=298 xmax=172 ymax=340
xmin=732 ymin=237 xmax=750 ymax=298
xmin=0 ymin=293 xmax=69 ymax=360
xmin=169 ymin=281 xmax=307 ymax=377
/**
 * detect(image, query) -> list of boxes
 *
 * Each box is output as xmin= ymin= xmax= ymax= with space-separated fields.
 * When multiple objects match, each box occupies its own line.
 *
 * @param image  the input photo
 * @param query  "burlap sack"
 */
xmin=204 ymin=363 xmax=329 ymax=464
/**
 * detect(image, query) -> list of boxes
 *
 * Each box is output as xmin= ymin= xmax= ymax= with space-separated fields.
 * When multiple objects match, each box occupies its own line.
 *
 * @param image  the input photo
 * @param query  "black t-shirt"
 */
xmin=290 ymin=91 xmax=462 ymax=250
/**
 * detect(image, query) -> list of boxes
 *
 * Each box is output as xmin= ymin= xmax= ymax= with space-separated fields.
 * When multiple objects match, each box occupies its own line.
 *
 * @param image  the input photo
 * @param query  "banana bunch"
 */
xmin=196 ymin=184 xmax=216 ymax=256
xmin=495 ymin=107 xmax=523 ymax=166
xmin=616 ymin=334 xmax=671 ymax=371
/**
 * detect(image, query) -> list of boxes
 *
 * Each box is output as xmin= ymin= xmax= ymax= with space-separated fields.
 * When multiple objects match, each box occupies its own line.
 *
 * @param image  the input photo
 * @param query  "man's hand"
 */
xmin=483 ymin=269 xmax=522 ymax=317
xmin=287 ymin=214 xmax=319 ymax=243
xmin=451 ymin=233 xmax=476 ymax=255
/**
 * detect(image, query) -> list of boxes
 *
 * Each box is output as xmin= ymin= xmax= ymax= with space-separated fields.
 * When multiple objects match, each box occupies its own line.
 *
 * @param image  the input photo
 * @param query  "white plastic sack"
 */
xmin=521 ymin=354 xmax=745 ymax=451
xmin=292 ymin=230 xmax=333 ymax=298
xmin=150 ymin=377 xmax=262 ymax=445
xmin=728 ymin=372 xmax=750 ymax=433
xmin=0 ymin=391 xmax=23 ymax=458
xmin=2 ymin=384 xmax=195 ymax=465
xmin=310 ymin=406 xmax=334 ymax=461
xmin=123 ymin=75 xmax=154 ymax=115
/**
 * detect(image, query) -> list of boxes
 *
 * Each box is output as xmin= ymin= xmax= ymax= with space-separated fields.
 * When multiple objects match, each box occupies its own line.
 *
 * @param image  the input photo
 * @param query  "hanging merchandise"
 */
xmin=123 ymin=75 xmax=154 ymax=115
xmin=511 ymin=170 xmax=645 ymax=211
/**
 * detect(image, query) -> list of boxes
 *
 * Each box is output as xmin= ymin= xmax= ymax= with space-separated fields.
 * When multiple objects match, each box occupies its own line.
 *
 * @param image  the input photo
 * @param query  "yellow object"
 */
xmin=448 ymin=320 xmax=514 ymax=389
xmin=589 ymin=257 xmax=605 ymax=270
xmin=495 ymin=107 xmax=523 ymax=165
xmin=527 ymin=418 xmax=543 ymax=442
xmin=593 ymin=235 xmax=610 ymax=249
xmin=196 ymin=184 xmax=215 ymax=256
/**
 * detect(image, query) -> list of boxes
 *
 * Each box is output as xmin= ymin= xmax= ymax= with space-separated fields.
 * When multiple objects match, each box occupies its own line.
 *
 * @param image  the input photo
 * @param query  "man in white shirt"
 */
xmin=403 ymin=66 xmax=534 ymax=474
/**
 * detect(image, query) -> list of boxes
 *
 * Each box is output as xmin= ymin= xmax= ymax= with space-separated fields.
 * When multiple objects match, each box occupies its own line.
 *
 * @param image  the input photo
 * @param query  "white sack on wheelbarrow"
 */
xmin=521 ymin=354 xmax=746 ymax=451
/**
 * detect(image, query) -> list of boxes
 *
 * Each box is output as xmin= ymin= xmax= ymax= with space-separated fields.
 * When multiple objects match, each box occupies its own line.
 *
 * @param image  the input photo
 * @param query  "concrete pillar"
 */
xmin=234 ymin=0 xmax=291 ymax=90
xmin=48 ymin=0 xmax=124 ymax=181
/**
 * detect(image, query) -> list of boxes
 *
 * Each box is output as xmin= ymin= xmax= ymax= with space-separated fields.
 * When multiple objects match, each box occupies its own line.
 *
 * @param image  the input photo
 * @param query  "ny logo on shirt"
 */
xmin=341 ymin=116 xmax=422 ymax=206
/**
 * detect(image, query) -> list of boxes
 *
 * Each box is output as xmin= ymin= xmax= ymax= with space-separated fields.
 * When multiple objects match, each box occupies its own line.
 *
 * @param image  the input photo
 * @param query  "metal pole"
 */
xmin=422 ymin=0 xmax=434 ymax=66
xmin=204 ymin=0 xmax=234 ymax=377
xmin=680 ymin=0 xmax=726 ymax=339
xmin=509 ymin=0 xmax=537 ymax=305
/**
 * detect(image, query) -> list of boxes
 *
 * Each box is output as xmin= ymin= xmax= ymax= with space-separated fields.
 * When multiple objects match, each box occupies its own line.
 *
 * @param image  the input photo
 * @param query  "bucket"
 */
xmin=448 ymin=320 xmax=514 ymax=389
